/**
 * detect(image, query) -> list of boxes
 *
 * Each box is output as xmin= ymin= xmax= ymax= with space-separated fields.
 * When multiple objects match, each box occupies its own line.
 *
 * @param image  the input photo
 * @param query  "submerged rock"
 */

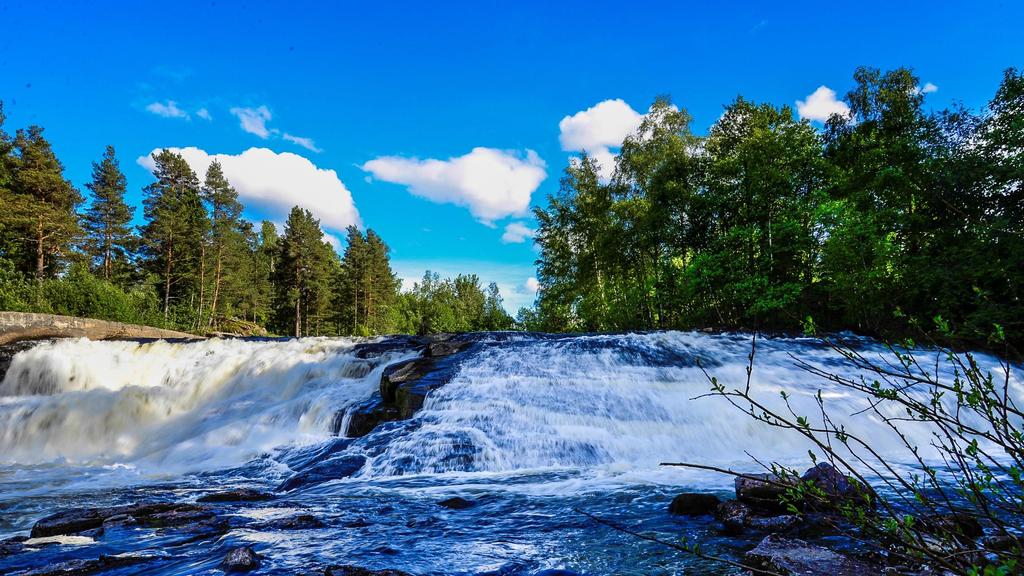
xmin=31 ymin=503 xmax=217 ymax=538
xmin=438 ymin=496 xmax=476 ymax=510
xmin=221 ymin=546 xmax=261 ymax=572
xmin=265 ymin=514 xmax=325 ymax=530
xmin=325 ymin=566 xmax=413 ymax=576
xmin=668 ymin=493 xmax=721 ymax=516
xmin=744 ymin=534 xmax=877 ymax=576
xmin=197 ymin=488 xmax=275 ymax=503
xmin=276 ymin=454 xmax=367 ymax=492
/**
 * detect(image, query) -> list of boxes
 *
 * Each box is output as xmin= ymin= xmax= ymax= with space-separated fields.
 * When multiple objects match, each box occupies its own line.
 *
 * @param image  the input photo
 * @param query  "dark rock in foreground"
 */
xmin=221 ymin=546 xmax=261 ymax=572
xmin=744 ymin=534 xmax=877 ymax=576
xmin=264 ymin=514 xmax=325 ymax=530
xmin=20 ymin=553 xmax=156 ymax=576
xmin=31 ymin=502 xmax=219 ymax=538
xmin=197 ymin=488 xmax=275 ymax=503
xmin=668 ymin=492 xmax=720 ymax=516
xmin=735 ymin=473 xmax=795 ymax=514
xmin=277 ymin=454 xmax=367 ymax=492
xmin=799 ymin=463 xmax=874 ymax=512
xmin=325 ymin=566 xmax=413 ymax=576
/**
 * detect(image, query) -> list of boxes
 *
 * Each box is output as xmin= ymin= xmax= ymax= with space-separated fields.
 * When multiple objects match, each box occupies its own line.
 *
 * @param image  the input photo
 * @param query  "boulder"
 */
xmin=325 ymin=566 xmax=413 ymax=576
xmin=735 ymin=473 xmax=795 ymax=514
xmin=31 ymin=503 xmax=217 ymax=538
xmin=19 ymin=553 xmax=157 ymax=576
xmin=744 ymin=534 xmax=877 ymax=576
xmin=715 ymin=500 xmax=750 ymax=535
xmin=197 ymin=489 xmax=275 ymax=503
xmin=668 ymin=493 xmax=721 ymax=516
xmin=221 ymin=546 xmax=261 ymax=572
xmin=799 ymin=463 xmax=874 ymax=511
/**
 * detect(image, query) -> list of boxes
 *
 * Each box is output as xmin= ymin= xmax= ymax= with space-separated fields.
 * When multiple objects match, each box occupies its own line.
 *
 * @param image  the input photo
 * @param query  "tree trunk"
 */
xmin=35 ymin=218 xmax=45 ymax=280
xmin=163 ymin=244 xmax=173 ymax=321
xmin=196 ymin=243 xmax=206 ymax=330
xmin=208 ymin=248 xmax=223 ymax=329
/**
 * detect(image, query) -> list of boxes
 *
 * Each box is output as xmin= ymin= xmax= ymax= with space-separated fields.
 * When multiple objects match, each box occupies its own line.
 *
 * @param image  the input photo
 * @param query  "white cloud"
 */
xmin=283 ymin=133 xmax=322 ymax=153
xmin=196 ymin=108 xmax=212 ymax=121
xmin=796 ymin=86 xmax=851 ymax=122
xmin=501 ymin=221 xmax=535 ymax=244
xmin=525 ymin=277 xmax=539 ymax=293
xmin=323 ymin=232 xmax=342 ymax=251
xmin=362 ymin=147 xmax=547 ymax=224
xmin=558 ymin=99 xmax=644 ymax=151
xmin=921 ymin=82 xmax=938 ymax=94
xmin=137 ymin=147 xmax=361 ymax=232
xmin=230 ymin=106 xmax=274 ymax=138
xmin=146 ymin=100 xmax=189 ymax=119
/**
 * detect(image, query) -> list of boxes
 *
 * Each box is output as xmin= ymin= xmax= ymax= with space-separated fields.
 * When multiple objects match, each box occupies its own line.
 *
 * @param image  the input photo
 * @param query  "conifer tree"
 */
xmin=82 ymin=145 xmax=134 ymax=283
xmin=1 ymin=126 xmax=82 ymax=279
xmin=139 ymin=149 xmax=208 ymax=322
xmin=201 ymin=160 xmax=245 ymax=328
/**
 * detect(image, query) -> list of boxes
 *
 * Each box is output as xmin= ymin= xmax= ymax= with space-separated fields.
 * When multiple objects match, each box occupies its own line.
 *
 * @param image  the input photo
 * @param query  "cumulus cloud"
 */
xmin=283 ymin=133 xmax=322 ymax=153
xmin=146 ymin=100 xmax=189 ymax=119
xmin=558 ymin=99 xmax=644 ymax=152
xmin=921 ymin=82 xmax=939 ymax=94
xmin=362 ymin=147 xmax=546 ymax=224
xmin=137 ymin=147 xmax=361 ymax=231
xmin=196 ymin=108 xmax=212 ymax=121
xmin=501 ymin=221 xmax=535 ymax=244
xmin=525 ymin=277 xmax=540 ymax=293
xmin=230 ymin=106 xmax=274 ymax=138
xmin=796 ymin=86 xmax=851 ymax=122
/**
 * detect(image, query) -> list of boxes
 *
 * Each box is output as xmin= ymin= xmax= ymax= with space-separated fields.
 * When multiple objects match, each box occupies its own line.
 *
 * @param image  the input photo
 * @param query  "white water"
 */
xmin=0 ymin=337 xmax=413 ymax=471
xmin=1 ymin=332 xmax=1020 ymax=488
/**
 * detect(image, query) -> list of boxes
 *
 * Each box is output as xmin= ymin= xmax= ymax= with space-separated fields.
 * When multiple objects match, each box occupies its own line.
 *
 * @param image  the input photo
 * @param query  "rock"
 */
xmin=668 ymin=493 xmax=721 ymax=516
xmin=0 ymin=535 xmax=27 ymax=559
xmin=918 ymin=512 xmax=984 ymax=541
xmin=197 ymin=488 xmax=275 ymax=503
xmin=533 ymin=571 xmax=583 ymax=576
xmin=799 ymin=463 xmax=874 ymax=511
xmin=744 ymin=534 xmax=877 ymax=576
xmin=438 ymin=496 xmax=476 ymax=510
xmin=265 ymin=514 xmax=325 ymax=530
xmin=221 ymin=546 xmax=261 ymax=572
xmin=715 ymin=499 xmax=751 ymax=535
xmin=31 ymin=503 xmax=216 ymax=538
xmin=745 ymin=514 xmax=802 ymax=532
xmin=20 ymin=553 xmax=156 ymax=576
xmin=325 ymin=566 xmax=413 ymax=576
xmin=735 ymin=473 xmax=795 ymax=514
xmin=276 ymin=454 xmax=367 ymax=492
xmin=425 ymin=339 xmax=472 ymax=357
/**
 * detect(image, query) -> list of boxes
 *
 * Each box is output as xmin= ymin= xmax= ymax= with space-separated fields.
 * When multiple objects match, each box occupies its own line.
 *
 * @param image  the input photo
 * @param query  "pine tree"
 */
xmin=0 ymin=126 xmax=82 ymax=279
xmin=274 ymin=206 xmax=333 ymax=336
xmin=201 ymin=160 xmax=245 ymax=329
xmin=140 ymin=149 xmax=208 ymax=323
xmin=82 ymin=145 xmax=134 ymax=283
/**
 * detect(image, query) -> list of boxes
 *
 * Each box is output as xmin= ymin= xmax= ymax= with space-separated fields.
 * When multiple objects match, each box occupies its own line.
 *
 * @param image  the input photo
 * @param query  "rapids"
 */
xmin=0 ymin=331 xmax=1019 ymax=574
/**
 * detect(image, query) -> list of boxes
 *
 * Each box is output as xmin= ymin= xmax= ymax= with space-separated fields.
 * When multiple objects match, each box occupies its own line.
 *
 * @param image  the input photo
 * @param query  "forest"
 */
xmin=527 ymin=66 xmax=1023 ymax=350
xmin=1 ymin=65 xmax=1022 ymax=347
xmin=0 ymin=120 xmax=513 ymax=336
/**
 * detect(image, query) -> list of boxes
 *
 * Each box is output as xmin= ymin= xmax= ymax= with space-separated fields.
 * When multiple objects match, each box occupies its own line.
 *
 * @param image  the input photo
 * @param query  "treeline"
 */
xmin=525 ymin=67 xmax=1024 ymax=347
xmin=0 ymin=106 xmax=513 ymax=336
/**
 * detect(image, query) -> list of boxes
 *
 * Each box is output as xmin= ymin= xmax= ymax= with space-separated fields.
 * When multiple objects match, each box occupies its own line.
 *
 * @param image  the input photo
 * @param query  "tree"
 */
xmin=82 ymin=145 xmax=134 ymax=283
xmin=201 ymin=160 xmax=246 ymax=329
xmin=274 ymin=206 xmax=335 ymax=336
xmin=335 ymin=227 xmax=400 ymax=335
xmin=1 ymin=126 xmax=82 ymax=279
xmin=139 ymin=149 xmax=208 ymax=323
xmin=481 ymin=282 xmax=514 ymax=330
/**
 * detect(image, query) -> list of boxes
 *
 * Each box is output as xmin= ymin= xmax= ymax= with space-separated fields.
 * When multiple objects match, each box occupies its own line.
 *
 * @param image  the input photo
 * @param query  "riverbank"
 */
xmin=0 ymin=311 xmax=201 ymax=345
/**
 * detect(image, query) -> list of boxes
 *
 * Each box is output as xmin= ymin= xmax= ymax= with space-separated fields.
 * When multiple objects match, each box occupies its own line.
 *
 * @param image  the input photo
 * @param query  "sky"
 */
xmin=1 ymin=0 xmax=1022 ymax=312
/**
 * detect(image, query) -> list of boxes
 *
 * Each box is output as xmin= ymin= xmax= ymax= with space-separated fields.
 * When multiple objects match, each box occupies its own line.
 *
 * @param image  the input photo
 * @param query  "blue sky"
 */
xmin=1 ymin=0 xmax=1021 ymax=311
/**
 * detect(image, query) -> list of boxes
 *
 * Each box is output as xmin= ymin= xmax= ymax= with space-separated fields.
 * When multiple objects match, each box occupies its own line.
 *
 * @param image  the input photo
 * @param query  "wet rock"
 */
xmin=265 ymin=514 xmax=325 ymax=530
xmin=438 ymin=496 xmax=476 ymax=510
xmin=31 ymin=502 xmax=216 ymax=538
xmin=325 ymin=566 xmax=413 ymax=576
xmin=800 ymin=463 xmax=874 ymax=512
xmin=344 ymin=517 xmax=371 ymax=528
xmin=715 ymin=499 xmax=751 ymax=535
xmin=197 ymin=488 xmax=275 ymax=503
xmin=221 ymin=546 xmax=261 ymax=572
xmin=0 ymin=535 xmax=27 ymax=559
xmin=745 ymin=514 xmax=802 ymax=532
xmin=533 ymin=571 xmax=583 ymax=576
xmin=735 ymin=473 xmax=796 ymax=514
xmin=20 ymin=553 xmax=156 ymax=575
xmin=425 ymin=338 xmax=473 ymax=357
xmin=276 ymin=454 xmax=367 ymax=492
xmin=744 ymin=534 xmax=877 ymax=576
xmin=668 ymin=493 xmax=721 ymax=516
